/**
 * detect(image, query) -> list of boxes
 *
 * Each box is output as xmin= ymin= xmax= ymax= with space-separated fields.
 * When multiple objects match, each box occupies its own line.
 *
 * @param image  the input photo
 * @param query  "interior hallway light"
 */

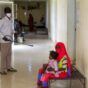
xmin=24 ymin=11 xmax=27 ymax=16
xmin=0 ymin=1 xmax=13 ymax=4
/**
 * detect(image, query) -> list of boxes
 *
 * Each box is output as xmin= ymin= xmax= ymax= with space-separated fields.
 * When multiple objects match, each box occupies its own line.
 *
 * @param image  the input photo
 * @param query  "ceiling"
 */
xmin=12 ymin=0 xmax=46 ymax=1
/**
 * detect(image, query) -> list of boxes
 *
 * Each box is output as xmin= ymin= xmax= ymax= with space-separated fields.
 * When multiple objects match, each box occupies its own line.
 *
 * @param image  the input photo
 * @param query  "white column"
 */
xmin=46 ymin=0 xmax=51 ymax=39
xmin=56 ymin=0 xmax=67 ymax=46
xmin=50 ymin=0 xmax=57 ymax=42
xmin=67 ymin=0 xmax=76 ymax=60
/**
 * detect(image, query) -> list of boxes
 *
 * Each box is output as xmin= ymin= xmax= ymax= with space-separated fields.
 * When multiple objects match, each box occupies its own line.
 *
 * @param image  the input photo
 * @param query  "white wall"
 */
xmin=47 ymin=0 xmax=68 ymax=46
xmin=67 ymin=0 xmax=76 ymax=60
xmin=47 ymin=0 xmax=68 ymax=44
xmin=76 ymin=0 xmax=88 ymax=87
xmin=56 ymin=0 xmax=67 ymax=46
xmin=46 ymin=0 xmax=51 ymax=39
xmin=48 ymin=0 xmax=68 ymax=46
xmin=49 ymin=0 xmax=57 ymax=42
xmin=46 ymin=0 xmax=49 ymax=29
xmin=47 ymin=0 xmax=76 ymax=61
xmin=48 ymin=0 xmax=76 ymax=59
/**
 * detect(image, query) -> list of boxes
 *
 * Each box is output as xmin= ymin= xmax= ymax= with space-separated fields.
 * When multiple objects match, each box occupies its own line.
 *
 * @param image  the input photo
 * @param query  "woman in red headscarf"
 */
xmin=37 ymin=42 xmax=72 ymax=88
xmin=55 ymin=42 xmax=72 ymax=78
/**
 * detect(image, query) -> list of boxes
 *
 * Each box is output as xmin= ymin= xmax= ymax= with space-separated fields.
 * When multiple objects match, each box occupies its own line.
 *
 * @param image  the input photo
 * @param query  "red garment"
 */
xmin=39 ymin=68 xmax=45 ymax=74
xmin=55 ymin=42 xmax=72 ymax=78
xmin=41 ymin=73 xmax=54 ymax=82
xmin=55 ymin=42 xmax=72 ymax=69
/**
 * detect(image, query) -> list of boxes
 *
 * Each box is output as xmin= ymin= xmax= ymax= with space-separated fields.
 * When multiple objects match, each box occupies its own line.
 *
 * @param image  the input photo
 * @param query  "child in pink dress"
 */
xmin=45 ymin=51 xmax=59 ymax=76
xmin=37 ymin=51 xmax=58 ymax=88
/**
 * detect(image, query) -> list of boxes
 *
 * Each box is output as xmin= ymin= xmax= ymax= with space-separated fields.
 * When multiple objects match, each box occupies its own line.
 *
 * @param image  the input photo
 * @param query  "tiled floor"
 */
xmin=0 ymin=34 xmax=82 ymax=88
xmin=0 ymin=37 xmax=55 ymax=88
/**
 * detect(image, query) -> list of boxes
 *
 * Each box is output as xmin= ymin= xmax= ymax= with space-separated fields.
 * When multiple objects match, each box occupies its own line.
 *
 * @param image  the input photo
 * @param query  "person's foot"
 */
xmin=7 ymin=68 xmax=17 ymax=72
xmin=0 ymin=71 xmax=7 ymax=75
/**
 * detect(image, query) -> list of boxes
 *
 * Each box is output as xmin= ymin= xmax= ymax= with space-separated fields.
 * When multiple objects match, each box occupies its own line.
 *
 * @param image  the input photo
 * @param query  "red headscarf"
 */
xmin=55 ymin=42 xmax=72 ymax=69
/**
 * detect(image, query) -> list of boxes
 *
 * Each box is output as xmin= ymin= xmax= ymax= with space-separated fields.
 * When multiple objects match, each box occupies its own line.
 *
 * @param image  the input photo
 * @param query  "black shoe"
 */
xmin=0 ymin=71 xmax=7 ymax=75
xmin=7 ymin=68 xmax=17 ymax=72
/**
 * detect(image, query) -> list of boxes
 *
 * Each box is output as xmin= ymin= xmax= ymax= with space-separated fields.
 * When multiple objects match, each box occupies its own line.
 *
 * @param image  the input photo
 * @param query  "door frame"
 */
xmin=0 ymin=1 xmax=14 ymax=22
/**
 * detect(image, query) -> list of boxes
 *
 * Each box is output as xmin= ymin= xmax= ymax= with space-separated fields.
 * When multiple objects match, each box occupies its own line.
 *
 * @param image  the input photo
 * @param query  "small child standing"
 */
xmin=37 ymin=51 xmax=59 ymax=88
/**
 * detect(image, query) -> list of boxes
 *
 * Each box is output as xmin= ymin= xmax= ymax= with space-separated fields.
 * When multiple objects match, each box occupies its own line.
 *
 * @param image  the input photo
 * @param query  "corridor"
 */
xmin=0 ymin=38 xmax=55 ymax=88
xmin=0 ymin=0 xmax=88 ymax=88
xmin=0 ymin=38 xmax=81 ymax=88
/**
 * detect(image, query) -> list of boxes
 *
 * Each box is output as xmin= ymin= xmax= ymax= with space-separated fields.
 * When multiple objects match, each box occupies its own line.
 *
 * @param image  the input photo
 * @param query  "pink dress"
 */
xmin=41 ymin=60 xmax=59 ymax=82
xmin=46 ymin=60 xmax=58 ymax=75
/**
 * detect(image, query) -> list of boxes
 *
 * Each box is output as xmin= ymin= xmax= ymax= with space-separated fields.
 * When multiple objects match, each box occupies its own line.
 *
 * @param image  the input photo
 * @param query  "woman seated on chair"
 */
xmin=37 ymin=42 xmax=72 ymax=88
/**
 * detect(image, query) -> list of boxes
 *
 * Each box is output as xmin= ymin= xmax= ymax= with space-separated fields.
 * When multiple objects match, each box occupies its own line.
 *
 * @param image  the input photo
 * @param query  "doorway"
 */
xmin=13 ymin=0 xmax=48 ymax=43
xmin=0 ymin=1 xmax=14 ymax=21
